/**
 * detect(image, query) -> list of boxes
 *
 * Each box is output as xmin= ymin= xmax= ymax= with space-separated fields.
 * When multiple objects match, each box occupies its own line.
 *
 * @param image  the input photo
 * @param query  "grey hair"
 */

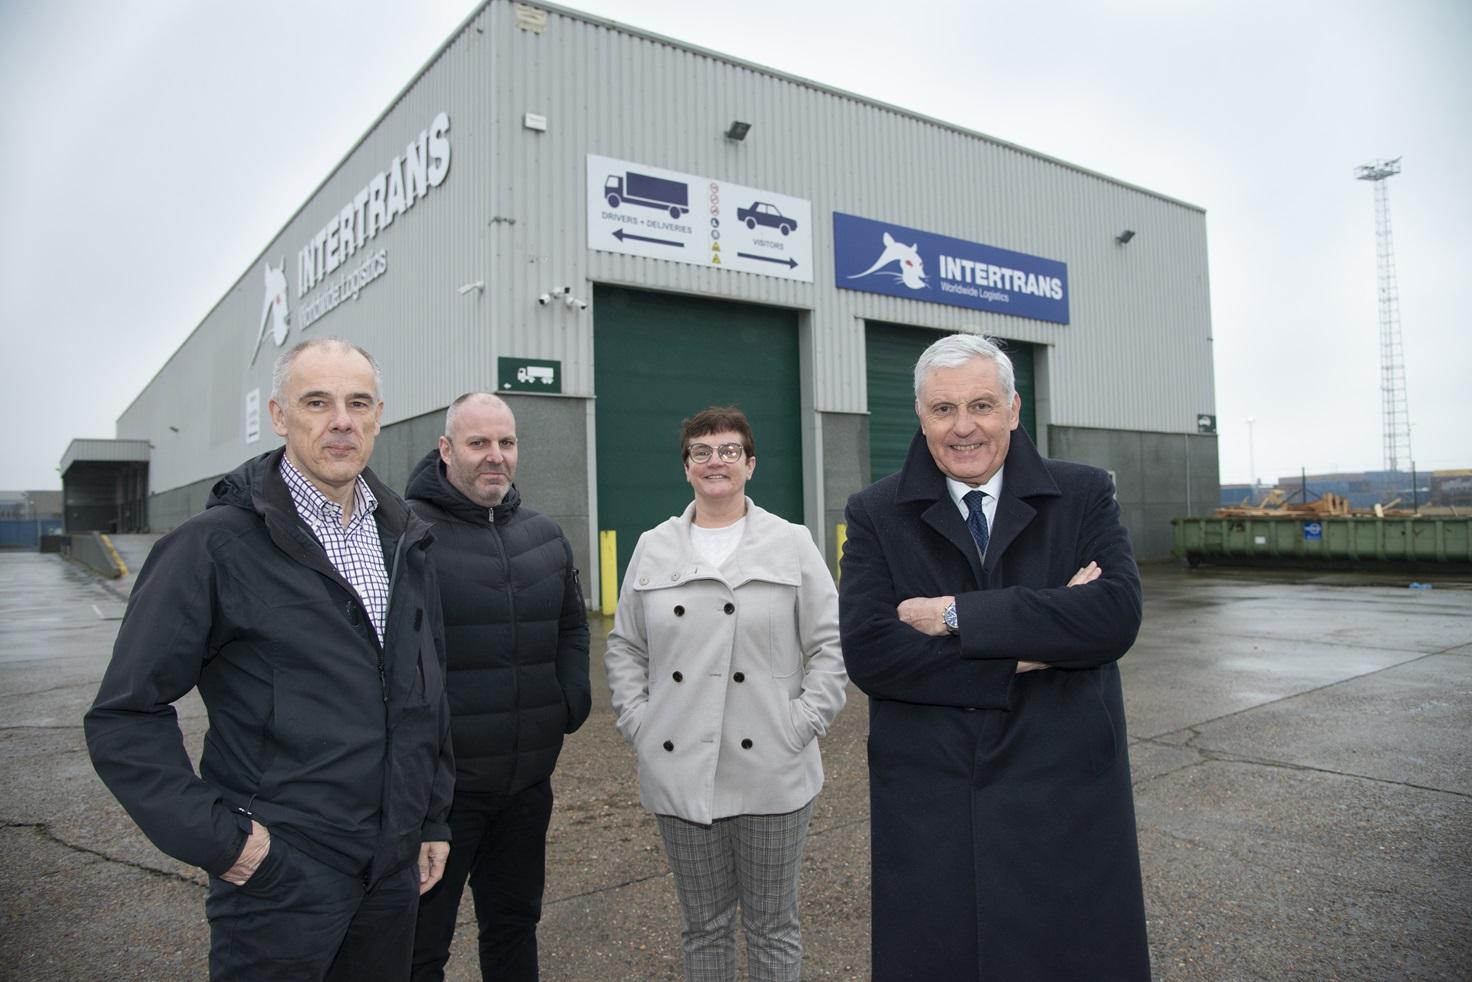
xmin=913 ymin=333 xmax=1015 ymax=403
xmin=444 ymin=392 xmax=513 ymax=439
xmin=270 ymin=338 xmax=382 ymax=403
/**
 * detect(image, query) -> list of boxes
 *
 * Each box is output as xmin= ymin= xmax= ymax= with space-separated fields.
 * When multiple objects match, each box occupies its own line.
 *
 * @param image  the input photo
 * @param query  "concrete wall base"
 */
xmin=1049 ymin=425 xmax=1219 ymax=562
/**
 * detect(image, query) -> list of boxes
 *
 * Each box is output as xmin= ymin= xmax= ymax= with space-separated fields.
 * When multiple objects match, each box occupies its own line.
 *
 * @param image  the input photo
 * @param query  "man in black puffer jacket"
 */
xmin=407 ymin=391 xmax=591 ymax=982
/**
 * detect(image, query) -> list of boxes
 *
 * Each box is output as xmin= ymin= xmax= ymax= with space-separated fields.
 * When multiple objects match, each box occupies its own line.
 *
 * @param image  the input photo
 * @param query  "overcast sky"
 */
xmin=3 ymin=0 xmax=1467 ymax=491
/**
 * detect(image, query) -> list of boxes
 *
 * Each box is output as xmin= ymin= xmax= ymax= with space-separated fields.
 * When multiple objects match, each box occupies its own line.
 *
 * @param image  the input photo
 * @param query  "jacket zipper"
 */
xmin=487 ymin=508 xmax=521 ymax=789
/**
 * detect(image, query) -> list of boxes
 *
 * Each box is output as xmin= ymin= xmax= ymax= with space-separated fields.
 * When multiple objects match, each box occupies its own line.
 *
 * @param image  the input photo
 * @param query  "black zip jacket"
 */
xmin=85 ymin=449 xmax=454 ymax=883
xmin=405 ymin=449 xmax=590 ymax=795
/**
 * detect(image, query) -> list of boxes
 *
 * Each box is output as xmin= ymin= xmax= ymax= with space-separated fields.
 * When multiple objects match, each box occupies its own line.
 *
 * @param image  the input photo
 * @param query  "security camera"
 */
xmin=571 ymin=298 xmax=588 ymax=310
xmin=537 ymin=293 xmax=551 ymax=306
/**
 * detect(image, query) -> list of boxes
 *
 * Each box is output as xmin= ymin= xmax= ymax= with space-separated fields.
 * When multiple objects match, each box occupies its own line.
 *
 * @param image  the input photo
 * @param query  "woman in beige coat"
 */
xmin=605 ymin=405 xmax=847 ymax=982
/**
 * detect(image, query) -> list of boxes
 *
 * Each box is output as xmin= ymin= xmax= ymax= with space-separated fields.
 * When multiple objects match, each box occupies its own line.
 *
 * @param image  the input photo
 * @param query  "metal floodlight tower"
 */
xmin=1354 ymin=157 xmax=1412 ymax=479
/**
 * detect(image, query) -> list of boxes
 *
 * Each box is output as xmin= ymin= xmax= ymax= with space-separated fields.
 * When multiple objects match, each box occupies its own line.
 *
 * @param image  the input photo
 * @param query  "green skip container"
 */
xmin=1172 ymin=516 xmax=1472 ymax=568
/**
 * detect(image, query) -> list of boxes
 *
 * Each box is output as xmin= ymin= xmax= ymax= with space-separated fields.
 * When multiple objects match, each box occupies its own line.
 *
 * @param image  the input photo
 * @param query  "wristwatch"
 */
xmin=942 ymin=600 xmax=959 ymax=634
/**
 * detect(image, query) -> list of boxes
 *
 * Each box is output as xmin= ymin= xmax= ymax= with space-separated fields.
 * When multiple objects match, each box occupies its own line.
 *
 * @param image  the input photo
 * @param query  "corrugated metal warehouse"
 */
xmin=102 ymin=0 xmax=1217 ymax=603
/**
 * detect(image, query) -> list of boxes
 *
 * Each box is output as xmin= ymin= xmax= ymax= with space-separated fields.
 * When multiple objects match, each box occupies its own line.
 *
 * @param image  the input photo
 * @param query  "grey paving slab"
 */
xmin=1135 ymin=759 xmax=1471 ymax=980
xmin=1122 ymin=569 xmax=1472 ymax=742
xmin=1121 ymin=633 xmax=1423 ymax=741
xmin=1175 ymin=653 xmax=1472 ymax=796
xmin=0 ymin=825 xmax=209 ymax=981
xmin=1128 ymin=738 xmax=1205 ymax=784
xmin=0 ymin=555 xmax=126 ymax=668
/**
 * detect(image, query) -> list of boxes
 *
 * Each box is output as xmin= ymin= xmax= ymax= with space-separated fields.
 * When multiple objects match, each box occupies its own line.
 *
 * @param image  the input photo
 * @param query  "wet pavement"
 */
xmin=1 ymin=550 xmax=1468 ymax=980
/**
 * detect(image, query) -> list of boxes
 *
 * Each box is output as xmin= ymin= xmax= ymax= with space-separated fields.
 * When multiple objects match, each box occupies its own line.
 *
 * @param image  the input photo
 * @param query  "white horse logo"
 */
xmin=848 ymin=231 xmax=927 ymax=290
xmin=251 ymin=259 xmax=290 ymax=365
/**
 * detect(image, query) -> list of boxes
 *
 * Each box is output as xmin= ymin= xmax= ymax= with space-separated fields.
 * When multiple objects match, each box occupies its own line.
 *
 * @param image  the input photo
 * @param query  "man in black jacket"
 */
xmin=407 ymin=391 xmax=591 ymax=981
xmin=840 ymin=333 xmax=1148 ymax=980
xmin=85 ymin=338 xmax=454 ymax=981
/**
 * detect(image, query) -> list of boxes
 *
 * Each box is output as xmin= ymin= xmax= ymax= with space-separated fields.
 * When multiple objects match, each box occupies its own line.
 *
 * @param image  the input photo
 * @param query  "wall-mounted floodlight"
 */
xmin=725 ymin=120 xmax=751 ymax=142
xmin=458 ymin=280 xmax=485 ymax=295
xmin=1116 ymin=229 xmax=1136 ymax=245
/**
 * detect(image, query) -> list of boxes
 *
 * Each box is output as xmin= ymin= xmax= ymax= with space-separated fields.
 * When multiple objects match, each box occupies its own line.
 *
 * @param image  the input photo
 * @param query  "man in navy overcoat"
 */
xmin=839 ymin=333 xmax=1150 ymax=980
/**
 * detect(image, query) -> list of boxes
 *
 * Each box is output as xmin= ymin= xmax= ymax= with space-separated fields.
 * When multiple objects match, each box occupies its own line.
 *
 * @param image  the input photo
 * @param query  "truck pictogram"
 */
xmin=516 ymin=365 xmax=556 ymax=385
xmin=604 ymin=171 xmax=690 ymax=219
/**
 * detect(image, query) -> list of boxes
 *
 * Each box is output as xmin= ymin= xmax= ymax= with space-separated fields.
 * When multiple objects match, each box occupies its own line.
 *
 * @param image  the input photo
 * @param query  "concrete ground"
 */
xmin=1 ymin=550 xmax=1468 ymax=980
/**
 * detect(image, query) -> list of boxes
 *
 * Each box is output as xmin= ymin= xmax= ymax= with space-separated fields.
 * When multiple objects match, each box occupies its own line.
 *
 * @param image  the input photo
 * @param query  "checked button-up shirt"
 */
xmin=279 ymin=455 xmax=390 ymax=643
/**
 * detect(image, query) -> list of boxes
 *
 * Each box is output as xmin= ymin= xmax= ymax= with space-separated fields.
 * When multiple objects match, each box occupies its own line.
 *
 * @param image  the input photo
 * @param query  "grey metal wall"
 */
xmin=117 ymin=0 xmax=1213 ymax=519
xmin=1050 ymin=426 xmax=1221 ymax=561
xmin=147 ymin=475 xmax=217 ymax=534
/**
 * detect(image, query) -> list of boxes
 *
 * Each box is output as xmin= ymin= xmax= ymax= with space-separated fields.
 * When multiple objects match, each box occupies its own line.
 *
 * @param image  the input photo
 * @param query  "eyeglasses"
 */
xmin=687 ymin=442 xmax=745 ymax=464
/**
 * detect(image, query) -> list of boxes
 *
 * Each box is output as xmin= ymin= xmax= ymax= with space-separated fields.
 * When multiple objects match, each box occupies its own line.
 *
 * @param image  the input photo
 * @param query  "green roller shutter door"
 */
xmin=594 ymin=285 xmax=803 ymax=587
xmin=865 ymin=322 xmax=1035 ymax=482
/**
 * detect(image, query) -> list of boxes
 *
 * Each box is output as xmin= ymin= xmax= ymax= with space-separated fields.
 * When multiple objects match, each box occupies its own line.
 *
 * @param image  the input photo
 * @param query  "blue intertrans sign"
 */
xmin=833 ymin=212 xmax=1069 ymax=324
xmin=1303 ymin=521 xmax=1323 ymax=541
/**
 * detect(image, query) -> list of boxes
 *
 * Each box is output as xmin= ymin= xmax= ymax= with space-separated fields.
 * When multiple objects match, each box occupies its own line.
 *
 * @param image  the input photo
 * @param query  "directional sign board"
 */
xmin=499 ymin=357 xmax=562 ymax=393
xmin=587 ymin=155 xmax=813 ymax=282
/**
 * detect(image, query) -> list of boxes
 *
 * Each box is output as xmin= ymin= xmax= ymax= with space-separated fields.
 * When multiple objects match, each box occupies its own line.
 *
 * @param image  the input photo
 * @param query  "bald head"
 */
xmin=444 ymin=392 xmax=512 ymax=440
xmin=272 ymin=337 xmax=381 ymax=404
xmin=439 ymin=393 xmax=518 ymax=507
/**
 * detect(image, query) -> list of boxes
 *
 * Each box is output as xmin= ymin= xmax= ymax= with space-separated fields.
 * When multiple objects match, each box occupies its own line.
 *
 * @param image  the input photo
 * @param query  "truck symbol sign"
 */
xmin=516 ymin=365 xmax=556 ymax=385
xmin=604 ymin=171 xmax=690 ymax=219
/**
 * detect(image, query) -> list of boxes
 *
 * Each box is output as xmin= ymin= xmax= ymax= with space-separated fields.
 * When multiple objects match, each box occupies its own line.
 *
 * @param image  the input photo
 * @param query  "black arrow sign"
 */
xmin=614 ymin=228 xmax=684 ymax=248
xmin=736 ymin=252 xmax=799 ymax=269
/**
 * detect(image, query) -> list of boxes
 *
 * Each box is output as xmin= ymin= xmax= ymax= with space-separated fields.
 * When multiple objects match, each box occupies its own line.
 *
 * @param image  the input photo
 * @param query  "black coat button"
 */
xmin=674 ymin=605 xmax=685 ymax=616
xmin=733 ymin=672 xmax=745 ymax=683
xmin=663 ymin=740 xmax=675 ymax=752
xmin=723 ymin=602 xmax=735 ymax=614
xmin=741 ymin=738 xmax=753 ymax=749
xmin=672 ymin=671 xmax=684 ymax=682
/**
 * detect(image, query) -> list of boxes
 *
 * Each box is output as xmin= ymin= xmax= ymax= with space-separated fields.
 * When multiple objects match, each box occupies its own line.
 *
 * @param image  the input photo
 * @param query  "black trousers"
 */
xmin=206 ymin=834 xmax=420 ymax=981
xmin=412 ymin=780 xmax=554 ymax=982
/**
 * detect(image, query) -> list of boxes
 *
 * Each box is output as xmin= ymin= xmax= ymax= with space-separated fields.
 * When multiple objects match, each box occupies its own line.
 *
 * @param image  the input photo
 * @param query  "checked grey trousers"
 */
xmin=655 ymin=799 xmax=814 ymax=982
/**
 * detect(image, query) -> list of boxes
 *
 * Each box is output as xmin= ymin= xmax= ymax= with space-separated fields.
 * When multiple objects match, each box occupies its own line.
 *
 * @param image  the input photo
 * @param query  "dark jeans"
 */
xmin=206 ymin=834 xmax=420 ymax=982
xmin=412 ymin=780 xmax=554 ymax=981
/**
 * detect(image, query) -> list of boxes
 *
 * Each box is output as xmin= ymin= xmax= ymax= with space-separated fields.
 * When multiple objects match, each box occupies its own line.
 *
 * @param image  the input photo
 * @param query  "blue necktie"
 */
xmin=964 ymin=489 xmax=989 ymax=561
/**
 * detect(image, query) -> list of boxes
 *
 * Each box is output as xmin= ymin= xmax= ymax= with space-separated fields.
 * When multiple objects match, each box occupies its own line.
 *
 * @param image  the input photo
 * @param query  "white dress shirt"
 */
xmin=945 ymin=467 xmax=1005 ymax=559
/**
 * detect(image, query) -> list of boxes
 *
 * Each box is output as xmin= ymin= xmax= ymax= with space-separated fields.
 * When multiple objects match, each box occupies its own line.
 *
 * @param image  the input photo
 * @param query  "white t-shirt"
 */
xmin=689 ymin=517 xmax=747 ymax=568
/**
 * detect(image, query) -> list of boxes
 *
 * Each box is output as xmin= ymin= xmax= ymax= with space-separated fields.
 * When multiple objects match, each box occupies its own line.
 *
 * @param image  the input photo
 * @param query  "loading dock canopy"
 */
xmin=59 ymin=439 xmax=150 ymax=533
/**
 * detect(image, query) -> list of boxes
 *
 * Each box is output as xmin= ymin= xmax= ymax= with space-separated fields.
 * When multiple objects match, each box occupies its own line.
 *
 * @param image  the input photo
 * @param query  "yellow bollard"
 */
xmin=833 ymin=523 xmax=847 ymax=584
xmin=599 ymin=530 xmax=618 ymax=615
